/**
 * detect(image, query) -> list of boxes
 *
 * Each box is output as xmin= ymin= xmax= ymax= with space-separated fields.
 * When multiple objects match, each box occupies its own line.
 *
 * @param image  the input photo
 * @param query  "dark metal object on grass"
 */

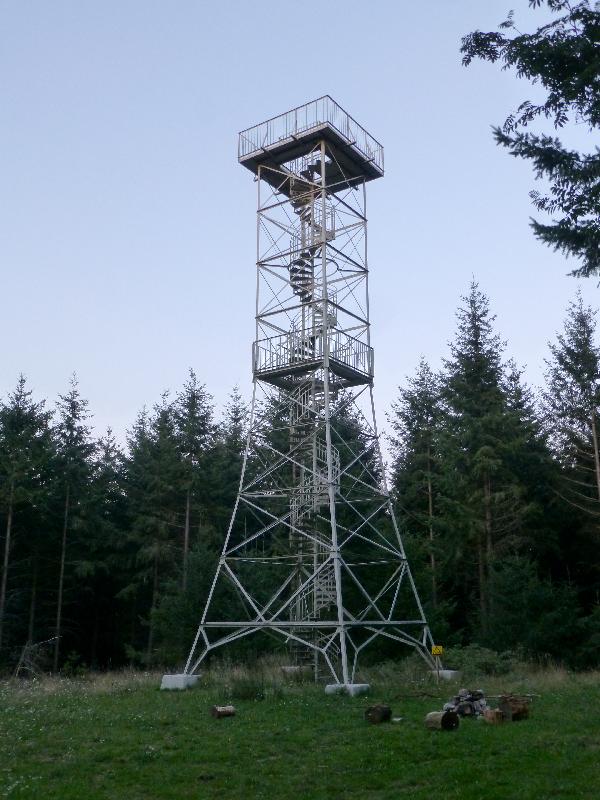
xmin=364 ymin=704 xmax=392 ymax=724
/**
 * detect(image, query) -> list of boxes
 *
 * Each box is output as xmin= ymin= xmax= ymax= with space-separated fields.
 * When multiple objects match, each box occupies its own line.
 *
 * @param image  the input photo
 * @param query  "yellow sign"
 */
xmin=431 ymin=645 xmax=444 ymax=656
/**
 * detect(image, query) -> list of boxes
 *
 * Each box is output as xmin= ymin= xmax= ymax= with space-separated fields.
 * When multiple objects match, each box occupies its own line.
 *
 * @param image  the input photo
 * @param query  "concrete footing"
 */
xmin=324 ymin=683 xmax=370 ymax=697
xmin=160 ymin=673 xmax=199 ymax=690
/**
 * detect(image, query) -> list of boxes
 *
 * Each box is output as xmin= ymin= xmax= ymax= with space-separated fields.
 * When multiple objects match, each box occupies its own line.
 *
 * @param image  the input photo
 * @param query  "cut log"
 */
xmin=211 ymin=705 xmax=236 ymax=719
xmin=424 ymin=710 xmax=459 ymax=731
xmin=499 ymin=694 xmax=530 ymax=722
xmin=364 ymin=704 xmax=392 ymax=724
xmin=483 ymin=708 xmax=504 ymax=725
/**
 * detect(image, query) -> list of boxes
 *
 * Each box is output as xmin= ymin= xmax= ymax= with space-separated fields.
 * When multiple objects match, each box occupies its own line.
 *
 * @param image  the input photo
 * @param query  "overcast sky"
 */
xmin=1 ymin=0 xmax=596 ymax=441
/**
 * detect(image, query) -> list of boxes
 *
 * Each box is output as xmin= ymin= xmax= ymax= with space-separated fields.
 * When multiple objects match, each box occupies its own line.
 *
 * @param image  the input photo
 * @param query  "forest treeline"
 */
xmin=1 ymin=282 xmax=599 ymax=672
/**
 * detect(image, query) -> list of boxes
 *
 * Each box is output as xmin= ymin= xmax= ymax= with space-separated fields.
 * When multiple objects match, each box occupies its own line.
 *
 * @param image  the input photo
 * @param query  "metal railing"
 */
xmin=239 ymin=96 xmax=384 ymax=174
xmin=253 ymin=329 xmax=373 ymax=379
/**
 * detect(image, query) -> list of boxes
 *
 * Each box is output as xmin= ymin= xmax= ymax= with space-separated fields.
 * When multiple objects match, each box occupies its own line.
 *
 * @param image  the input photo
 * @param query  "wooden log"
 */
xmin=499 ymin=694 xmax=530 ymax=722
xmin=210 ymin=705 xmax=236 ymax=719
xmin=483 ymin=708 xmax=504 ymax=725
xmin=364 ymin=704 xmax=392 ymax=724
xmin=424 ymin=710 xmax=459 ymax=731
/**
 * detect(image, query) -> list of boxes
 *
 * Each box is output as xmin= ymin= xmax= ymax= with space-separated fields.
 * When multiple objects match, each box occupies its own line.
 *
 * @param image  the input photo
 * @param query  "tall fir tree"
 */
xmin=124 ymin=396 xmax=183 ymax=663
xmin=52 ymin=375 xmax=94 ymax=670
xmin=173 ymin=370 xmax=214 ymax=590
xmin=545 ymin=292 xmax=600 ymax=506
xmin=209 ymin=386 xmax=249 ymax=535
xmin=544 ymin=292 xmax=600 ymax=608
xmin=0 ymin=376 xmax=53 ymax=655
xmin=442 ymin=282 xmax=536 ymax=633
xmin=76 ymin=428 xmax=127 ymax=666
xmin=462 ymin=1 xmax=600 ymax=277
xmin=389 ymin=358 xmax=443 ymax=607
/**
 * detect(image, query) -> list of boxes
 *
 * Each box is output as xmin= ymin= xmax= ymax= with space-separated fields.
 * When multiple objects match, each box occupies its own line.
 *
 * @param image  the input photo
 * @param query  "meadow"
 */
xmin=1 ymin=662 xmax=599 ymax=799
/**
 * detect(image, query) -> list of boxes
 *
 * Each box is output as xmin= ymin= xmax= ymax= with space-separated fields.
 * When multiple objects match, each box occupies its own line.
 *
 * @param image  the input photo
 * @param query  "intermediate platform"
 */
xmin=238 ymin=96 xmax=384 ymax=195
xmin=253 ymin=329 xmax=373 ymax=388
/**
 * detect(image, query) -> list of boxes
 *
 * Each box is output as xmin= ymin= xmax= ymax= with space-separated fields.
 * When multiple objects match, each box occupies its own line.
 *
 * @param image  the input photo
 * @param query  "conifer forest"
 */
xmin=1 ymin=282 xmax=599 ymax=673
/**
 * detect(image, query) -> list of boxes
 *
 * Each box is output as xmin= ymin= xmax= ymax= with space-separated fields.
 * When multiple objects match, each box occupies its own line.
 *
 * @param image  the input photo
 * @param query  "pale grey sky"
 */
xmin=1 ymin=1 xmax=596 ymax=439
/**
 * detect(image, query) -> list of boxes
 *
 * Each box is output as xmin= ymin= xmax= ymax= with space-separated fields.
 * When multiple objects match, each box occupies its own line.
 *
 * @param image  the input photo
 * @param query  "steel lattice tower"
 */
xmin=185 ymin=97 xmax=435 ymax=686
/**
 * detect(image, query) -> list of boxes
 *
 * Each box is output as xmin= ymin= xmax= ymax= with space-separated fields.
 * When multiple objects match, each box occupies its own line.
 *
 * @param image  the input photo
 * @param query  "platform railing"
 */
xmin=239 ymin=96 xmax=384 ymax=174
xmin=253 ymin=329 xmax=373 ymax=379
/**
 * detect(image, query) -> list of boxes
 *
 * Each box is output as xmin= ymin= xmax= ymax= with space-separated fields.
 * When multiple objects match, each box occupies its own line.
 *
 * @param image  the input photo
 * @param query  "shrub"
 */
xmin=443 ymin=644 xmax=518 ymax=676
xmin=228 ymin=675 xmax=266 ymax=701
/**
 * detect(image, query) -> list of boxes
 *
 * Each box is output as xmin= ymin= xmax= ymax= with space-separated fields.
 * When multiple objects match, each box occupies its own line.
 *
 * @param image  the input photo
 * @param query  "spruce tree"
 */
xmin=389 ymin=358 xmax=443 ymax=606
xmin=173 ymin=370 xmax=214 ymax=590
xmin=77 ymin=428 xmax=127 ymax=665
xmin=52 ymin=375 xmax=94 ymax=671
xmin=120 ymin=407 xmax=151 ymax=656
xmin=0 ymin=376 xmax=53 ymax=654
xmin=544 ymin=293 xmax=600 ymax=611
xmin=462 ymin=2 xmax=600 ymax=277
xmin=442 ymin=283 xmax=530 ymax=632
xmin=545 ymin=292 xmax=600 ymax=506
xmin=497 ymin=361 xmax=558 ymax=572
xmin=124 ymin=396 xmax=182 ymax=663
xmin=209 ymin=387 xmax=249 ymax=534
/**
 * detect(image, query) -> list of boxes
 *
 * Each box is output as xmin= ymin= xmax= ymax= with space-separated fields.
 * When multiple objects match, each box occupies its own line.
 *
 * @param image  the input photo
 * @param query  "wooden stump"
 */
xmin=210 ymin=705 xmax=236 ymax=719
xmin=364 ymin=704 xmax=392 ymax=724
xmin=499 ymin=695 xmax=530 ymax=722
xmin=424 ymin=710 xmax=460 ymax=731
xmin=483 ymin=708 xmax=504 ymax=725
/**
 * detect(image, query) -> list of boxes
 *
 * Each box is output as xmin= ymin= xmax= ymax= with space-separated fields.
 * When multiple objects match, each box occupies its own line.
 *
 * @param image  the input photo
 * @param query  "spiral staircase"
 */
xmin=284 ymin=160 xmax=343 ymax=676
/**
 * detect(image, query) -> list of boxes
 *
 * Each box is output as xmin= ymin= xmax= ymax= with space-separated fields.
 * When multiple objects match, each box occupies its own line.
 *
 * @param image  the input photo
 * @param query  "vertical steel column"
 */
xmin=319 ymin=140 xmax=349 ymax=685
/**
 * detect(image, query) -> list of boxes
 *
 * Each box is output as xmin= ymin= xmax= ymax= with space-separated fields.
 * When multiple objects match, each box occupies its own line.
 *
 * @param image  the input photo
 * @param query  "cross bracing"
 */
xmin=185 ymin=100 xmax=435 ymax=683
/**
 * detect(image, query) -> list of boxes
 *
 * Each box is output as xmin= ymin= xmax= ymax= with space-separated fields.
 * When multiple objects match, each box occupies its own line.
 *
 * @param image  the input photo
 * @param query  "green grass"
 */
xmin=1 ymin=665 xmax=599 ymax=799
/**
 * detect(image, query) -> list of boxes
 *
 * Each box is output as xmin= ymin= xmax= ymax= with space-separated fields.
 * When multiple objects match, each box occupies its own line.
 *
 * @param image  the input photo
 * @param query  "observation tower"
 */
xmin=184 ymin=97 xmax=435 ymax=689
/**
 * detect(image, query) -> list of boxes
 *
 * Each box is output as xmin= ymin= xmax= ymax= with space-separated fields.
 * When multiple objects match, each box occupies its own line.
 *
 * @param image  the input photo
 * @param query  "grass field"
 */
xmin=1 ymin=663 xmax=599 ymax=799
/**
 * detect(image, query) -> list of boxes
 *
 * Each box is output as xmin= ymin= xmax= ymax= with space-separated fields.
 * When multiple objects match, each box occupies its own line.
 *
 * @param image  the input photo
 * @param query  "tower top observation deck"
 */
xmin=238 ymin=96 xmax=384 ymax=186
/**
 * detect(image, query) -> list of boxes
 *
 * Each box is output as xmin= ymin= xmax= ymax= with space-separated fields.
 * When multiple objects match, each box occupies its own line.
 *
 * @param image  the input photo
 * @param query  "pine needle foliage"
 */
xmin=461 ymin=1 xmax=600 ymax=276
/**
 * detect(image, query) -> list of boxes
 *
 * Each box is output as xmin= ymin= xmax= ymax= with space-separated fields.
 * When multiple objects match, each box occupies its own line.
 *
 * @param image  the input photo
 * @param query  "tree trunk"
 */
xmin=183 ymin=488 xmax=191 ymax=591
xmin=479 ymin=475 xmax=494 ymax=631
xmin=426 ymin=447 xmax=437 ymax=607
xmin=146 ymin=550 xmax=159 ymax=663
xmin=28 ymin=554 xmax=38 ymax=643
xmin=54 ymin=484 xmax=70 ymax=672
xmin=590 ymin=409 xmax=600 ymax=501
xmin=90 ymin=602 xmax=99 ymax=668
xmin=0 ymin=479 xmax=15 ymax=651
xmin=478 ymin=530 xmax=487 ymax=631
xmin=484 ymin=475 xmax=493 ymax=565
xmin=129 ymin=593 xmax=137 ymax=662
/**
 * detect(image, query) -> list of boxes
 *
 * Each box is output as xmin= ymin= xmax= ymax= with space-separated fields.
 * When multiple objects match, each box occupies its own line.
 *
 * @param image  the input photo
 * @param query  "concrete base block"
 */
xmin=160 ymin=673 xmax=199 ymax=690
xmin=431 ymin=669 xmax=462 ymax=681
xmin=325 ymin=683 xmax=370 ymax=697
